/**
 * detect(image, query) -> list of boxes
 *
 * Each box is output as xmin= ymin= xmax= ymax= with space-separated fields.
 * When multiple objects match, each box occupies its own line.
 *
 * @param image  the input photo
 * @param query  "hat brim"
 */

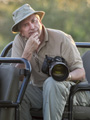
xmin=12 ymin=11 xmax=45 ymax=33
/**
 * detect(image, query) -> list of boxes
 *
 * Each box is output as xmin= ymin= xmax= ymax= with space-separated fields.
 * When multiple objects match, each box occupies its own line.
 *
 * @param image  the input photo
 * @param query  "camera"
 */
xmin=42 ymin=55 xmax=69 ymax=81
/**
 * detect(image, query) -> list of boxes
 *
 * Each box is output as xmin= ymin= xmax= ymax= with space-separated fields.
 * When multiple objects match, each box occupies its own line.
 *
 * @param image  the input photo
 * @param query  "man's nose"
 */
xmin=29 ymin=22 xmax=35 ymax=29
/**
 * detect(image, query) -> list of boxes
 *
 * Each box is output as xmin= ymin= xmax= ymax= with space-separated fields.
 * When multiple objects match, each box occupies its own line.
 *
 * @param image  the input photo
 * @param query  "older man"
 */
xmin=11 ymin=4 xmax=90 ymax=120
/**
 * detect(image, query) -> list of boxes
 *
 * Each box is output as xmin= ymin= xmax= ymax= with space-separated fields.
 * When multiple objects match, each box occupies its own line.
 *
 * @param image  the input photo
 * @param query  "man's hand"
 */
xmin=67 ymin=68 xmax=85 ymax=82
xmin=22 ymin=32 xmax=40 ymax=61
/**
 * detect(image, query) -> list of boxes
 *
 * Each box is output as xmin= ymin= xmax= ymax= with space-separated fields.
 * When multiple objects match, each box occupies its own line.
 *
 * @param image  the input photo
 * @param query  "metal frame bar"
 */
xmin=1 ymin=42 xmax=90 ymax=57
xmin=68 ymin=83 xmax=90 ymax=120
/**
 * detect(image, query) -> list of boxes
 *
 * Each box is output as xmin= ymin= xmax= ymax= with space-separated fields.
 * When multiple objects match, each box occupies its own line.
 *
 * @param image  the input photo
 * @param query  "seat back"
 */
xmin=0 ymin=65 xmax=20 ymax=120
xmin=0 ymin=65 xmax=19 ymax=101
xmin=82 ymin=50 xmax=90 ymax=83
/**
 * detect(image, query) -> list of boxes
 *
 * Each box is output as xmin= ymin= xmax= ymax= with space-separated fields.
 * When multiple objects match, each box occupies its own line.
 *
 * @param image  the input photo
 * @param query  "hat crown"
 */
xmin=13 ymin=4 xmax=35 ymax=24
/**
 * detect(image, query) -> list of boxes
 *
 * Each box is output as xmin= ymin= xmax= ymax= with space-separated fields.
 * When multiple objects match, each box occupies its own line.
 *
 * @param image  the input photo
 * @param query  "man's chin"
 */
xmin=27 ymin=34 xmax=32 ymax=39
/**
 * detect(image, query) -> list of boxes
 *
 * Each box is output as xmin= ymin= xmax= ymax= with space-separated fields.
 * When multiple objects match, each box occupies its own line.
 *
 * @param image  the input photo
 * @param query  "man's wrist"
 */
xmin=66 ymin=74 xmax=72 ymax=81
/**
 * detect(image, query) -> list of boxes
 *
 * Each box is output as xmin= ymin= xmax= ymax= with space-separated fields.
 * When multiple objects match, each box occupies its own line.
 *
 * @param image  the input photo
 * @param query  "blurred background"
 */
xmin=0 ymin=0 xmax=90 ymax=53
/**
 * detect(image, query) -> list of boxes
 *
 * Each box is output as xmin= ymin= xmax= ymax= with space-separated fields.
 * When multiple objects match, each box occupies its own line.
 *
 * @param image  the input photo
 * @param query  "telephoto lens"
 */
xmin=49 ymin=61 xmax=69 ymax=81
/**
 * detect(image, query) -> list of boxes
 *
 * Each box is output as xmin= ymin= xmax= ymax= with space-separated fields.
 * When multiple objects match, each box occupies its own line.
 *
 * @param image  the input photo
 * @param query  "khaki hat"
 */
xmin=12 ymin=4 xmax=45 ymax=33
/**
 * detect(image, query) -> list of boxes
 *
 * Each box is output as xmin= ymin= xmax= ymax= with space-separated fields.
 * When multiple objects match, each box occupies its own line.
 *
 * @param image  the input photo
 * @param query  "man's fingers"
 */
xmin=31 ymin=32 xmax=38 ymax=38
xmin=34 ymin=35 xmax=39 ymax=40
xmin=36 ymin=39 xmax=40 ymax=45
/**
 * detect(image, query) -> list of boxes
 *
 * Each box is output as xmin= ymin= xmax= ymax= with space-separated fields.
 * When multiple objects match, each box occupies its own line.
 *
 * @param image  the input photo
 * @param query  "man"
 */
xmin=11 ymin=4 xmax=90 ymax=120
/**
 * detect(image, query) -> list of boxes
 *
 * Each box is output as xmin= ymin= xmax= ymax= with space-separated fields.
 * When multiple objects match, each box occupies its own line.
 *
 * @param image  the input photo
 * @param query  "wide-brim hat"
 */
xmin=12 ymin=4 xmax=45 ymax=33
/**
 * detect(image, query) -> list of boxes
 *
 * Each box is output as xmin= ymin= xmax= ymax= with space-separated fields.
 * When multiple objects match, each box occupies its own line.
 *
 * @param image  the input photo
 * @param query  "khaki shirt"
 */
xmin=12 ymin=26 xmax=84 ymax=87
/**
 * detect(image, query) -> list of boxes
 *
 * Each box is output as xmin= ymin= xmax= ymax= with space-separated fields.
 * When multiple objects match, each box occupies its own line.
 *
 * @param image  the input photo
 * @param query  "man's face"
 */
xmin=19 ymin=14 xmax=42 ymax=39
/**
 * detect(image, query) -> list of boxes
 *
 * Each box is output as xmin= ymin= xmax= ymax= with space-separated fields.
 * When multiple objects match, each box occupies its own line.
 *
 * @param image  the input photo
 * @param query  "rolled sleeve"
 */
xmin=61 ymin=35 xmax=83 ymax=71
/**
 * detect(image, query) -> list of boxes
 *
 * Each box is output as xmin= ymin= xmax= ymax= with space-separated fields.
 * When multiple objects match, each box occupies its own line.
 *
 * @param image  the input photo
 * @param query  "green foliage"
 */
xmin=0 ymin=0 xmax=90 ymax=53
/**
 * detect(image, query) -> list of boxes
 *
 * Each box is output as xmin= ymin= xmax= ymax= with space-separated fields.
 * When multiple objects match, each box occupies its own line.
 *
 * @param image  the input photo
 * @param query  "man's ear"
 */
xmin=20 ymin=30 xmax=24 ymax=37
xmin=39 ymin=19 xmax=42 ymax=24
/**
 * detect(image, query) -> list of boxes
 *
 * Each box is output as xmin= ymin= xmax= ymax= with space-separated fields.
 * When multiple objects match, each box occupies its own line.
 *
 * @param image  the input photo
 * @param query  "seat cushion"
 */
xmin=31 ymin=108 xmax=43 ymax=119
xmin=63 ymin=105 xmax=90 ymax=120
xmin=30 ymin=105 xmax=90 ymax=120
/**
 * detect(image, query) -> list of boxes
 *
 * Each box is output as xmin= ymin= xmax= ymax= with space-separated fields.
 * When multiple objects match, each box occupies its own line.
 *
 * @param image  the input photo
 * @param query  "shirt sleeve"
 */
xmin=61 ymin=34 xmax=83 ymax=71
xmin=11 ymin=34 xmax=25 ymax=58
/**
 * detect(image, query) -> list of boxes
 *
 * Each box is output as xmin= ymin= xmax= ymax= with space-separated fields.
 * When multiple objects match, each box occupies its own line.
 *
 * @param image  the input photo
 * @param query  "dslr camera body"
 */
xmin=42 ymin=55 xmax=69 ymax=81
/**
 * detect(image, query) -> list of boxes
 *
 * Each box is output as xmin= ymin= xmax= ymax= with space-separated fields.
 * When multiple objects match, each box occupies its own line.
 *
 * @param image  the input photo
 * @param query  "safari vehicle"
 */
xmin=0 ymin=41 xmax=90 ymax=120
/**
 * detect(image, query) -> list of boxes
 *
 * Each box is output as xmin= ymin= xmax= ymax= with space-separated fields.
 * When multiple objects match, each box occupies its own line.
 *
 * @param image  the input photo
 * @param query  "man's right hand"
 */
xmin=22 ymin=32 xmax=40 ymax=61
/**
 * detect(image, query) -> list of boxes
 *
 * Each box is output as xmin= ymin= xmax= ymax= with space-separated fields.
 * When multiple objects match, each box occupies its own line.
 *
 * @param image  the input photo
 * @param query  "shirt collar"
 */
xmin=43 ymin=25 xmax=48 ymax=42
